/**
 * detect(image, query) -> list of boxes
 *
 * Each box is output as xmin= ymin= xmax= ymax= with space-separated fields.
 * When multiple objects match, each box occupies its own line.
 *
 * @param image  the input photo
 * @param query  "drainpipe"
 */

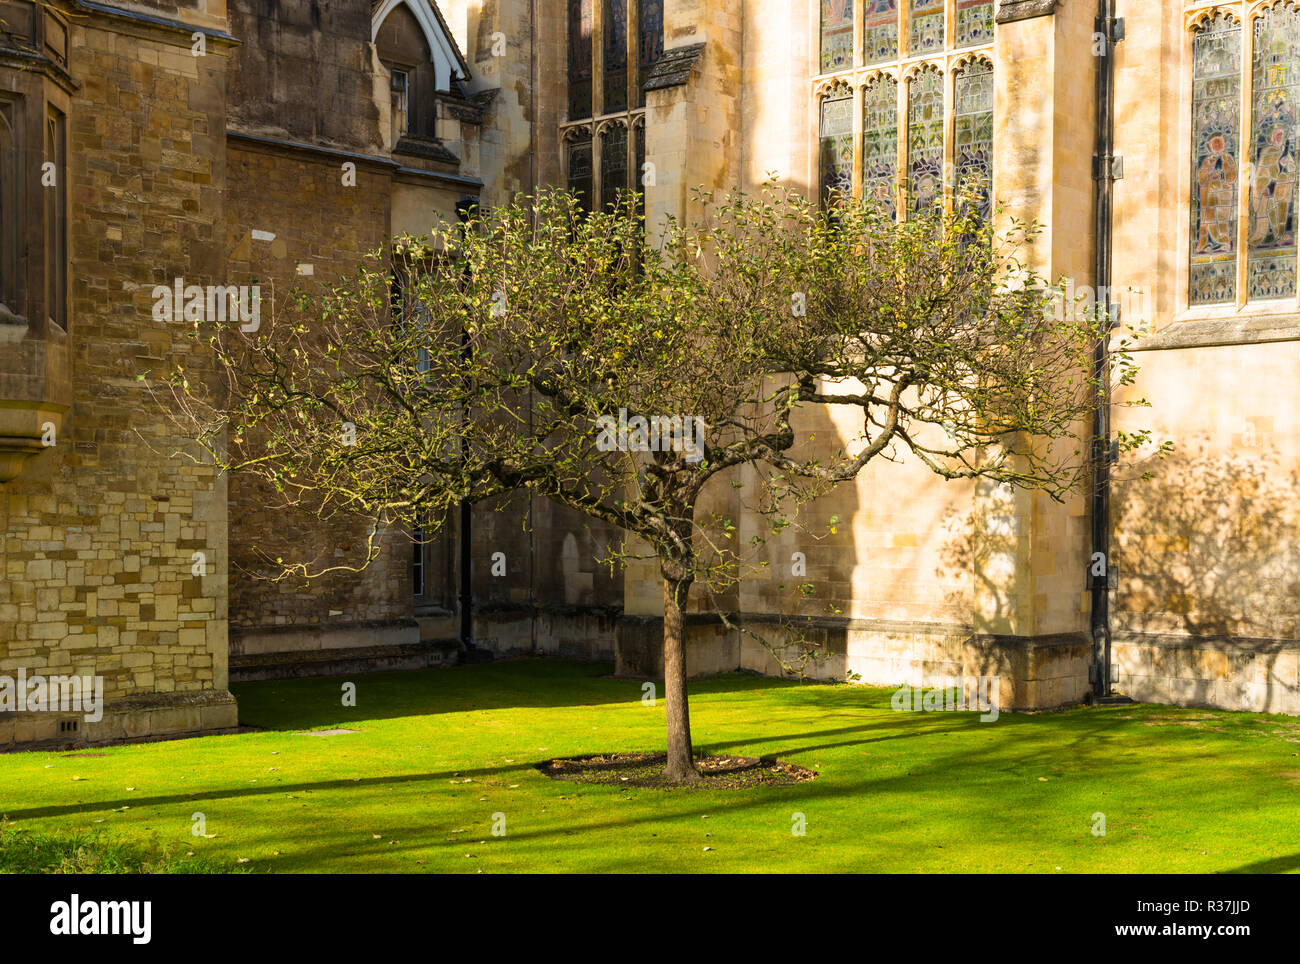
xmin=1090 ymin=0 xmax=1121 ymax=698
xmin=456 ymin=198 xmax=478 ymax=652
xmin=529 ymin=0 xmax=539 ymax=654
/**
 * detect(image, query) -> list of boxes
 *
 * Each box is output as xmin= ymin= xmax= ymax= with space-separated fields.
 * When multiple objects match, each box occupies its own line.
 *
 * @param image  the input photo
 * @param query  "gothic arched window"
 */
xmin=907 ymin=65 xmax=944 ymax=216
xmin=44 ymin=105 xmax=66 ymax=330
xmin=0 ymin=106 xmax=17 ymax=320
xmin=600 ymin=123 xmax=629 ymax=212
xmin=564 ymin=1 xmax=654 ymax=211
xmin=639 ymin=0 xmax=664 ymax=107
xmin=1190 ymin=12 xmax=1241 ymax=306
xmin=954 ymin=59 xmax=993 ymax=221
xmin=567 ymin=132 xmax=594 ymax=211
xmin=1247 ymin=3 xmax=1300 ymax=301
xmin=814 ymin=5 xmax=993 ymax=214
xmin=819 ymin=84 xmax=854 ymax=205
xmin=820 ymin=0 xmax=855 ymax=74
xmin=604 ymin=0 xmax=628 ymax=114
xmin=568 ymin=0 xmax=593 ymax=121
xmin=633 ymin=119 xmax=646 ymax=215
xmin=862 ymin=75 xmax=899 ymax=219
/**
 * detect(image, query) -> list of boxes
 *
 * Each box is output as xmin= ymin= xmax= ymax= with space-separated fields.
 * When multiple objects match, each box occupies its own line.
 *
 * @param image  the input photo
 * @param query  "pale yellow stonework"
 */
xmin=4 ymin=0 xmax=1299 ymax=752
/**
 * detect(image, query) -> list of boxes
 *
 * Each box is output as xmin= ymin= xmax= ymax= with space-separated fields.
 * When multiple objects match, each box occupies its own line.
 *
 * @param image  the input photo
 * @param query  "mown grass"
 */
xmin=0 ymin=821 xmax=246 ymax=874
xmin=2 ymin=659 xmax=1299 ymax=873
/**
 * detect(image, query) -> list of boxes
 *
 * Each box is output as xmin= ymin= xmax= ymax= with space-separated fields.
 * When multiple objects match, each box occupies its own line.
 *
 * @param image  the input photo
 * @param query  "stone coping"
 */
xmin=644 ymin=42 xmax=707 ymax=92
xmin=996 ymin=0 xmax=1060 ymax=24
xmin=1131 ymin=314 xmax=1300 ymax=351
xmin=1113 ymin=630 xmax=1300 ymax=654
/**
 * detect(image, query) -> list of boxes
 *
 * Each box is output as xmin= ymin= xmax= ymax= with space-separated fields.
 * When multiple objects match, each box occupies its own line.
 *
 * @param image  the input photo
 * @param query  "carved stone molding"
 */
xmin=996 ymin=0 xmax=1060 ymax=24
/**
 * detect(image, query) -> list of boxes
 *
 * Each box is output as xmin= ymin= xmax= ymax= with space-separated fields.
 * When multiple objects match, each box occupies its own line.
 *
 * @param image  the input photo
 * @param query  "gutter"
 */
xmin=70 ymin=0 xmax=240 ymax=45
xmin=1090 ymin=0 xmax=1121 ymax=699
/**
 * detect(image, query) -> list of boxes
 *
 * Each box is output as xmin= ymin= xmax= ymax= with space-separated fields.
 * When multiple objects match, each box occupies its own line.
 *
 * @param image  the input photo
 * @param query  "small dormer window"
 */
xmin=374 ymin=1 xmax=466 ymax=144
xmin=390 ymin=69 xmax=410 ymax=138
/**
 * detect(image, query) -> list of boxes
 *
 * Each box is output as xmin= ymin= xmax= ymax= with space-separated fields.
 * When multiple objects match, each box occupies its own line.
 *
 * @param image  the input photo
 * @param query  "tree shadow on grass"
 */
xmin=232 ymin=659 xmax=816 ymax=729
xmin=0 ymin=714 xmax=986 ymax=823
xmin=10 ymin=715 xmax=1290 ymax=875
xmin=249 ymin=715 xmax=1286 ymax=873
xmin=1218 ymin=852 xmax=1300 ymax=874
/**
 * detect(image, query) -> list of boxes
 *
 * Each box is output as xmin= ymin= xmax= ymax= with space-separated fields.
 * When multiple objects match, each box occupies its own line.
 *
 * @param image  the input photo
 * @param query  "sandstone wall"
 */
xmin=0 ymin=2 xmax=238 ymax=746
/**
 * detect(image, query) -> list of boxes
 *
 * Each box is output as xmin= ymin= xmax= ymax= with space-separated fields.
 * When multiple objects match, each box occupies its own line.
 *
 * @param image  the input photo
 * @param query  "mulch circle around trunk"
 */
xmin=536 ymin=752 xmax=818 ymax=789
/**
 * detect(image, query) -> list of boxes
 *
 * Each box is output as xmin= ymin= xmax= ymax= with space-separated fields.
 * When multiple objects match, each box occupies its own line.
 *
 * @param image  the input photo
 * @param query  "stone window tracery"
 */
xmin=563 ymin=0 xmax=662 ymax=210
xmin=814 ymin=3 xmax=993 ymax=220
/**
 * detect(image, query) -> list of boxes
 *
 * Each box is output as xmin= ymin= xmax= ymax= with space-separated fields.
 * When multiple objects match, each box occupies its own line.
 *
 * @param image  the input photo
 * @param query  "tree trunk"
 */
xmin=662 ymin=568 xmax=699 ymax=783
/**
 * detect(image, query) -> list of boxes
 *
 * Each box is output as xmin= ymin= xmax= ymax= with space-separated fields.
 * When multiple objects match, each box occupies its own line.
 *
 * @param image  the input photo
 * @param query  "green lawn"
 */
xmin=2 ymin=659 xmax=1299 ymax=873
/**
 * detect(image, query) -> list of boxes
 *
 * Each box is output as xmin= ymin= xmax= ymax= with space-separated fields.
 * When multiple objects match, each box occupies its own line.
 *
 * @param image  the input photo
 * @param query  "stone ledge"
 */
xmin=230 ymin=618 xmax=419 ymax=655
xmin=617 ymin=611 xmax=971 ymax=635
xmin=1113 ymin=630 xmax=1300 ymax=654
xmin=1113 ymin=632 xmax=1300 ymax=714
xmin=229 ymin=639 xmax=460 ymax=682
xmin=393 ymin=136 xmax=460 ymax=165
xmin=996 ymin=0 xmax=1060 ymax=24
xmin=477 ymin=601 xmax=624 ymax=619
xmin=1132 ymin=315 xmax=1300 ymax=351
xmin=71 ymin=1 xmax=241 ymax=47
xmin=613 ymin=613 xmax=1093 ymax=709
xmin=0 ymin=689 xmax=239 ymax=750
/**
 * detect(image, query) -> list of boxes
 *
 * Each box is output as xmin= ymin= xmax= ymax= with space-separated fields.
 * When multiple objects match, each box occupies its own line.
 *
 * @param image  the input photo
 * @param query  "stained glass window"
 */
xmin=956 ymin=0 xmax=994 ymax=48
xmin=1248 ymin=4 xmax=1300 ymax=301
xmin=954 ymin=61 xmax=993 ymax=221
xmin=909 ymin=0 xmax=945 ymax=55
xmin=907 ymin=66 xmax=944 ymax=216
xmin=601 ymin=124 xmax=628 ymax=211
xmin=821 ymin=0 xmax=854 ymax=74
xmin=604 ymin=0 xmax=628 ymax=114
xmin=567 ymin=134 xmax=593 ymax=212
xmin=1190 ymin=13 xmax=1241 ymax=306
xmin=864 ymin=0 xmax=899 ymax=65
xmin=568 ymin=0 xmax=593 ymax=121
xmin=862 ymin=75 xmax=899 ymax=219
xmin=820 ymin=86 xmax=854 ymax=205
xmin=634 ymin=121 xmax=646 ymax=216
xmin=639 ymin=0 xmax=664 ymax=107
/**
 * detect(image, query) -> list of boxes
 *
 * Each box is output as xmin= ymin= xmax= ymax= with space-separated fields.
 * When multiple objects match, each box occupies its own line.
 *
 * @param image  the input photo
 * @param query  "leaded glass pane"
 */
xmin=568 ymin=0 xmax=593 ymax=121
xmin=568 ymin=136 xmax=593 ymax=212
xmin=821 ymin=0 xmax=854 ymax=73
xmin=909 ymin=0 xmax=944 ymax=55
xmin=907 ymin=66 xmax=943 ymax=216
xmin=603 ymin=0 xmax=628 ymax=114
xmin=862 ymin=76 xmax=899 ymax=219
xmin=601 ymin=124 xmax=628 ymax=211
xmin=1248 ymin=5 xmax=1300 ymax=301
xmin=864 ymin=0 xmax=899 ymax=65
xmin=820 ymin=89 xmax=854 ymax=204
xmin=638 ymin=0 xmax=664 ymax=107
xmin=634 ymin=122 xmax=646 ymax=216
xmin=956 ymin=0 xmax=994 ymax=48
xmin=1191 ymin=13 xmax=1240 ymax=305
xmin=955 ymin=62 xmax=993 ymax=221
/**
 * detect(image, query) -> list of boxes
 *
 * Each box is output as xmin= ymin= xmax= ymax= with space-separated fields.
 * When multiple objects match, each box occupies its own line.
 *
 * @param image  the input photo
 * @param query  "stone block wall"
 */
xmin=0 ymin=2 xmax=239 ymax=747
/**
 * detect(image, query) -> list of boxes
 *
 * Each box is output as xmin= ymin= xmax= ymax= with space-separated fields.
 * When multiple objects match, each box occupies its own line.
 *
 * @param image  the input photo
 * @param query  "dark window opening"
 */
xmin=44 ymin=104 xmax=66 ymax=330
